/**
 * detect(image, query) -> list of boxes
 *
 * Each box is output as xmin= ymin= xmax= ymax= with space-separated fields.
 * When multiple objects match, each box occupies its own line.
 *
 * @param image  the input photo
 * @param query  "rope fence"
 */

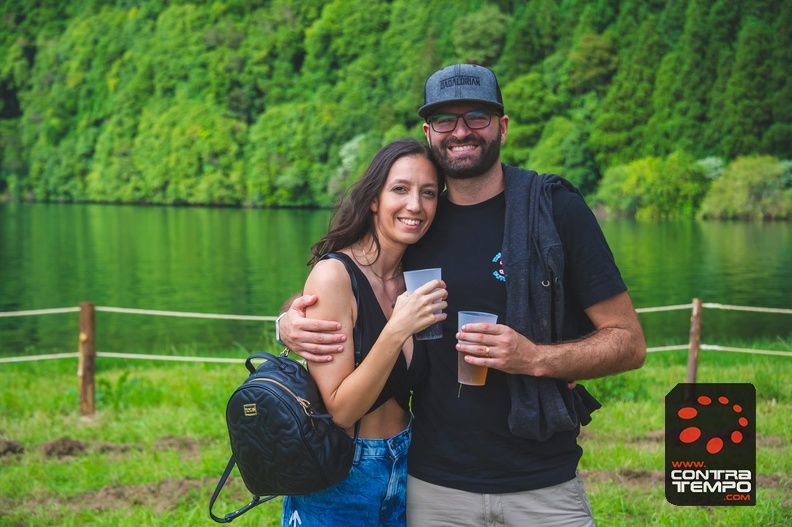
xmin=0 ymin=307 xmax=81 ymax=317
xmin=0 ymin=305 xmax=276 ymax=321
xmin=1 ymin=299 xmax=790 ymax=415
xmin=94 ymin=306 xmax=277 ymax=321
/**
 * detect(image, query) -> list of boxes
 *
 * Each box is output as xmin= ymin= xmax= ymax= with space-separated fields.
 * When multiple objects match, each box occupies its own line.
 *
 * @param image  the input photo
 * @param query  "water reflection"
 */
xmin=1 ymin=204 xmax=789 ymax=355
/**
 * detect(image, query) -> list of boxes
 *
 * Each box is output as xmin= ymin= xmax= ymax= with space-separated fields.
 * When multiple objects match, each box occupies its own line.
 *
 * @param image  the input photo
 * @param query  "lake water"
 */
xmin=1 ymin=202 xmax=790 ymax=356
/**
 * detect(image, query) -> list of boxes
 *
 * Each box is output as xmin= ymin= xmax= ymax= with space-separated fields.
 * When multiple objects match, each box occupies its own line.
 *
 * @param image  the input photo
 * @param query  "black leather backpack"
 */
xmin=209 ymin=253 xmax=361 ymax=523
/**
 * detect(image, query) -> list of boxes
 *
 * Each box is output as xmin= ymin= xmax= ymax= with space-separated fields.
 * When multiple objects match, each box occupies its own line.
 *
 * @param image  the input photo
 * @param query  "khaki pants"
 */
xmin=406 ymin=473 xmax=595 ymax=527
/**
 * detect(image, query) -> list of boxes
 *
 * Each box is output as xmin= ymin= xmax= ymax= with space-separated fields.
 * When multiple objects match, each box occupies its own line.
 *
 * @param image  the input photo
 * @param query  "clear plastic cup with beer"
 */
xmin=457 ymin=311 xmax=498 ymax=386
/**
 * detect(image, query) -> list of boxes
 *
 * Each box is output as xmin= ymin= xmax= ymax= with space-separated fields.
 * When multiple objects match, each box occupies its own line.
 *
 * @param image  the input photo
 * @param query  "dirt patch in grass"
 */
xmin=50 ymin=470 xmax=791 ymax=516
xmin=154 ymin=435 xmax=200 ymax=458
xmin=0 ymin=435 xmax=202 ymax=460
xmin=758 ymin=473 xmax=792 ymax=493
xmin=2 ymin=433 xmax=790 ymax=517
xmin=70 ymin=476 xmax=208 ymax=514
xmin=758 ymin=434 xmax=789 ymax=449
xmin=41 ymin=437 xmax=87 ymax=457
xmin=640 ymin=429 xmax=665 ymax=442
xmin=578 ymin=428 xmax=666 ymax=443
xmin=580 ymin=430 xmax=792 ymax=497
xmin=0 ymin=439 xmax=24 ymax=456
xmin=1 ymin=435 xmax=220 ymax=517
xmin=582 ymin=468 xmax=665 ymax=488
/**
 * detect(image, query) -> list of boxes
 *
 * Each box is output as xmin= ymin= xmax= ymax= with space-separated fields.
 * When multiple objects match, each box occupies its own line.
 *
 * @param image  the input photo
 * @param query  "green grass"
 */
xmin=580 ymin=343 xmax=792 ymax=526
xmin=1 ymin=346 xmax=790 ymax=526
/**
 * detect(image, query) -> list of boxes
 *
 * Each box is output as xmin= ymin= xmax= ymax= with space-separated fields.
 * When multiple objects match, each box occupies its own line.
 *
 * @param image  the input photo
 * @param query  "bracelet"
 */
xmin=275 ymin=312 xmax=287 ymax=346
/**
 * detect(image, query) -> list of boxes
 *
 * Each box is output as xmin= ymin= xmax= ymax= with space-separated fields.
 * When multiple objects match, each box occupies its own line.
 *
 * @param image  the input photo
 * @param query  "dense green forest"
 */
xmin=1 ymin=0 xmax=790 ymax=218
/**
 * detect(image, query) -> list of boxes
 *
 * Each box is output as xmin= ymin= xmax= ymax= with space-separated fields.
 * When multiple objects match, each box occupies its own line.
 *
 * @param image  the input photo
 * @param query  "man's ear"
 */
xmin=499 ymin=114 xmax=509 ymax=145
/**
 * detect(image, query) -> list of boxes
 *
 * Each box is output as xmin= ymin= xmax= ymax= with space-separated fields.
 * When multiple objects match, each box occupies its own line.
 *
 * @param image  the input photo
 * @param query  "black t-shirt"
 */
xmin=403 ymin=188 xmax=626 ymax=493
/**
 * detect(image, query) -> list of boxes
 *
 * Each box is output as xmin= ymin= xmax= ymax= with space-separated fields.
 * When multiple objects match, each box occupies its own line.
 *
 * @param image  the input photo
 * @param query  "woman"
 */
xmin=281 ymin=139 xmax=447 ymax=526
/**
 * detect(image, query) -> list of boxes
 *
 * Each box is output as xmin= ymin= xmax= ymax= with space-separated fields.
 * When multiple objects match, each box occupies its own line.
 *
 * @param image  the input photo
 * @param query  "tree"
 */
xmin=699 ymin=156 xmax=791 ymax=220
xmin=124 ymin=100 xmax=247 ymax=205
xmin=594 ymin=152 xmax=710 ymax=218
xmin=565 ymin=33 xmax=618 ymax=97
xmin=499 ymin=0 xmax=560 ymax=81
xmin=300 ymin=0 xmax=389 ymax=88
xmin=380 ymin=0 xmax=443 ymax=123
xmin=719 ymin=17 xmax=775 ymax=158
xmin=526 ymin=116 xmax=575 ymax=177
xmin=500 ymin=71 xmax=561 ymax=166
xmin=451 ymin=4 xmax=508 ymax=67
xmin=671 ymin=0 xmax=716 ymax=155
xmin=590 ymin=14 xmax=662 ymax=168
xmin=643 ymin=49 xmax=681 ymax=157
xmin=1 ymin=0 xmax=789 ymax=210
xmin=761 ymin=1 xmax=792 ymax=157
xmin=703 ymin=0 xmax=743 ymax=153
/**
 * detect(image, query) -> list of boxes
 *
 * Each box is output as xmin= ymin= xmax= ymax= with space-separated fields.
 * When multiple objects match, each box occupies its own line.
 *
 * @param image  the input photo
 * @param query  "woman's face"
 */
xmin=371 ymin=155 xmax=440 ymax=248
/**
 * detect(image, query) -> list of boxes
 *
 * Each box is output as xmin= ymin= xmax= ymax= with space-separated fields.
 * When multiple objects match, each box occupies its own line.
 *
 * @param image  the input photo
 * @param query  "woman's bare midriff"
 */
xmin=351 ymin=397 xmax=409 ymax=439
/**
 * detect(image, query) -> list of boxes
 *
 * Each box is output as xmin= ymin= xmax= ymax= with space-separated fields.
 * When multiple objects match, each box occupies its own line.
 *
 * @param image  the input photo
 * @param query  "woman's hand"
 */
xmin=388 ymin=279 xmax=447 ymax=338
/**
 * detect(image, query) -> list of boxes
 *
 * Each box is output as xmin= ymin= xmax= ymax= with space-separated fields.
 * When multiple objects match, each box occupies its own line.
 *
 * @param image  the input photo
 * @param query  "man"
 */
xmin=278 ymin=64 xmax=646 ymax=526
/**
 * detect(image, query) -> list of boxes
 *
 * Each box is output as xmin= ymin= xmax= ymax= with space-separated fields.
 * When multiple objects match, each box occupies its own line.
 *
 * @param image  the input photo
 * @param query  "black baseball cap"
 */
xmin=418 ymin=64 xmax=504 ymax=118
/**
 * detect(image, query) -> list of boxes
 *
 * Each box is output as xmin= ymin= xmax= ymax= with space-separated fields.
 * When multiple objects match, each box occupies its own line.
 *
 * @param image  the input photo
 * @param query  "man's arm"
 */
xmin=278 ymin=294 xmax=347 ymax=362
xmin=457 ymin=291 xmax=646 ymax=380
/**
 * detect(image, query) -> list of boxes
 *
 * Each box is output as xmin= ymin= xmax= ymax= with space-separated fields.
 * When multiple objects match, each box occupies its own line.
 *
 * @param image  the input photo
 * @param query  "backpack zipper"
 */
xmin=249 ymin=378 xmax=318 ymax=419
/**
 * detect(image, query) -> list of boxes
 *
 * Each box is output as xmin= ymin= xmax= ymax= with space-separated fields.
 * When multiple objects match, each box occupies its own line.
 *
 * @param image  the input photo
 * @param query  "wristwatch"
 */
xmin=275 ymin=312 xmax=287 ymax=346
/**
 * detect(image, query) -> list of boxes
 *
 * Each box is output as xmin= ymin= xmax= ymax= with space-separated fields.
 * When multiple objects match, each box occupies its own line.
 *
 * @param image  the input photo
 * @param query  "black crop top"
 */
xmin=324 ymin=252 xmax=410 ymax=415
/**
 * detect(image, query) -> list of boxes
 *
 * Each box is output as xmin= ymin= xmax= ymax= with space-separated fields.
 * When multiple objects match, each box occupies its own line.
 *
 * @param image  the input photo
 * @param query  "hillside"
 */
xmin=0 ymin=0 xmax=790 ymax=216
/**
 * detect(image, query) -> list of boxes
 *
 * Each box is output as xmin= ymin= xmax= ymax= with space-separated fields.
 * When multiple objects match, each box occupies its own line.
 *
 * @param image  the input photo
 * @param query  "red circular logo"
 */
xmin=676 ymin=394 xmax=749 ymax=454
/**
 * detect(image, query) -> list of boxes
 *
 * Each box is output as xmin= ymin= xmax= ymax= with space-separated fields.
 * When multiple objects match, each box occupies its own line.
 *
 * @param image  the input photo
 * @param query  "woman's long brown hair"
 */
xmin=308 ymin=139 xmax=442 ymax=266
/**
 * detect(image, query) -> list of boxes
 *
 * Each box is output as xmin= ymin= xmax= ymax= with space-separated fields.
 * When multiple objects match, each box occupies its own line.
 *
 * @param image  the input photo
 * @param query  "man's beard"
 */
xmin=430 ymin=130 xmax=501 ymax=180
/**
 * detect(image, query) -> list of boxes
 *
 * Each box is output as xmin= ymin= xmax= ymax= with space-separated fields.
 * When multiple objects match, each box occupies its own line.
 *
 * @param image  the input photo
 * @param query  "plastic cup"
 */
xmin=403 ymin=268 xmax=443 ymax=340
xmin=457 ymin=311 xmax=498 ymax=385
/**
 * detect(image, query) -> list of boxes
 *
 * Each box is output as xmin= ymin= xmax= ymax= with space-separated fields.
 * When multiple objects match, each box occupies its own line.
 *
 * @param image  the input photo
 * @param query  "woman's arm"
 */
xmin=305 ymin=259 xmax=446 ymax=428
xmin=279 ymin=295 xmax=347 ymax=361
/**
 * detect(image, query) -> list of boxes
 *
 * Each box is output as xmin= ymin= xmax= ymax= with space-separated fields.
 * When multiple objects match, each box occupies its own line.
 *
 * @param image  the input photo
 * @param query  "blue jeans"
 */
xmin=281 ymin=420 xmax=411 ymax=527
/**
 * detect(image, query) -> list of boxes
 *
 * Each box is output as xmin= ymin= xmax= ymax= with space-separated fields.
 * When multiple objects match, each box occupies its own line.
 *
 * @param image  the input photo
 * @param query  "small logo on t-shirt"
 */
xmin=492 ymin=252 xmax=506 ymax=282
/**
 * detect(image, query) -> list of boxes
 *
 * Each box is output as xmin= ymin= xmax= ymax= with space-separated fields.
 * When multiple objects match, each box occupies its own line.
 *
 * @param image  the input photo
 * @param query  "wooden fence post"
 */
xmin=78 ymin=302 xmax=96 ymax=416
xmin=686 ymin=298 xmax=703 ymax=384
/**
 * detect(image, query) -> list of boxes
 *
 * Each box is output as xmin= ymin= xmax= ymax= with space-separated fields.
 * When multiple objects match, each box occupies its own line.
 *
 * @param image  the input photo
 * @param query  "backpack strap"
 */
xmin=209 ymin=455 xmax=276 ymax=523
xmin=318 ymin=253 xmax=363 ymax=439
xmin=318 ymin=252 xmax=363 ymax=367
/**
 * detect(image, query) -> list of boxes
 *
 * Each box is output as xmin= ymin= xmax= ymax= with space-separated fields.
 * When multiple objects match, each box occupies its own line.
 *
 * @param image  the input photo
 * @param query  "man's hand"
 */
xmin=455 ymin=322 xmax=530 ymax=375
xmin=280 ymin=295 xmax=346 ymax=363
xmin=456 ymin=291 xmax=646 ymax=380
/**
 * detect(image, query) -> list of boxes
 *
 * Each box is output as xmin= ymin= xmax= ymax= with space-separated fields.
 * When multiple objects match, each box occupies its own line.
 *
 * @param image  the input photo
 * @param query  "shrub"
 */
xmin=698 ymin=155 xmax=792 ymax=220
xmin=593 ymin=152 xmax=709 ymax=218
